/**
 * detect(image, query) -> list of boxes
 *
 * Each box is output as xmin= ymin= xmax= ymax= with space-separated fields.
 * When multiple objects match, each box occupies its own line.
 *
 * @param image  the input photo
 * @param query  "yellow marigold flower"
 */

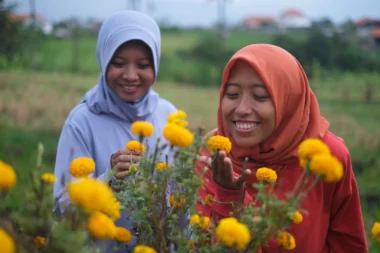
xmin=133 ymin=245 xmax=157 ymax=253
xmin=69 ymin=157 xmax=95 ymax=178
xmin=207 ymin=135 xmax=232 ymax=153
xmin=131 ymin=121 xmax=154 ymax=137
xmin=163 ymin=123 xmax=194 ymax=148
xmin=33 ymin=236 xmax=46 ymax=248
xmin=126 ymin=140 xmax=146 ymax=155
xmin=68 ymin=178 xmax=120 ymax=220
xmin=372 ymin=222 xmax=380 ymax=241
xmin=277 ymin=232 xmax=296 ymax=250
xmin=215 ymin=217 xmax=250 ymax=250
xmin=0 ymin=160 xmax=17 ymax=191
xmin=114 ymin=227 xmax=132 ymax=243
xmin=298 ymin=138 xmax=330 ymax=161
xmin=190 ymin=214 xmax=201 ymax=225
xmin=169 ymin=195 xmax=186 ymax=208
xmin=204 ymin=194 xmax=213 ymax=204
xmin=167 ymin=110 xmax=188 ymax=127
xmin=41 ymin=173 xmax=56 ymax=184
xmin=189 ymin=240 xmax=195 ymax=249
xmin=200 ymin=216 xmax=211 ymax=230
xmin=0 ymin=228 xmax=15 ymax=253
xmin=87 ymin=212 xmax=116 ymax=240
xmin=156 ymin=162 xmax=171 ymax=171
xmin=309 ymin=153 xmax=344 ymax=183
xmin=189 ymin=214 xmax=210 ymax=230
xmin=129 ymin=165 xmax=138 ymax=173
xmin=289 ymin=211 xmax=303 ymax=224
xmin=256 ymin=167 xmax=277 ymax=183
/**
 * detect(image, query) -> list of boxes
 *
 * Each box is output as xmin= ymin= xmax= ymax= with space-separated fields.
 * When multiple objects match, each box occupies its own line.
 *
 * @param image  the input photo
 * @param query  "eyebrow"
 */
xmin=225 ymin=82 xmax=266 ymax=88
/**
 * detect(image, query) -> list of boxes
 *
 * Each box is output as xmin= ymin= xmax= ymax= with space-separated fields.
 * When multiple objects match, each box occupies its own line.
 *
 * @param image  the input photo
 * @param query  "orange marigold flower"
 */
xmin=298 ymin=138 xmax=330 ymax=161
xmin=289 ymin=211 xmax=303 ymax=224
xmin=114 ymin=227 xmax=132 ymax=243
xmin=41 ymin=173 xmax=56 ymax=184
xmin=276 ymin=231 xmax=296 ymax=250
xmin=87 ymin=212 xmax=116 ymax=240
xmin=33 ymin=236 xmax=46 ymax=248
xmin=0 ymin=160 xmax=17 ymax=191
xmin=256 ymin=167 xmax=277 ymax=183
xmin=163 ymin=123 xmax=194 ymax=148
xmin=309 ymin=153 xmax=344 ymax=183
xmin=156 ymin=162 xmax=171 ymax=171
xmin=69 ymin=157 xmax=95 ymax=178
xmin=0 ymin=228 xmax=15 ymax=253
xmin=131 ymin=121 xmax=154 ymax=138
xmin=372 ymin=222 xmax=380 ymax=241
xmin=207 ymin=135 xmax=232 ymax=153
xmin=126 ymin=140 xmax=146 ymax=155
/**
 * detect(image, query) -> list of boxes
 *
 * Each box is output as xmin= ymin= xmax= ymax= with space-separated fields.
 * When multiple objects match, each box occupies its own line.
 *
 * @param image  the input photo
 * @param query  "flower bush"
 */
xmin=0 ymin=111 xmax=348 ymax=253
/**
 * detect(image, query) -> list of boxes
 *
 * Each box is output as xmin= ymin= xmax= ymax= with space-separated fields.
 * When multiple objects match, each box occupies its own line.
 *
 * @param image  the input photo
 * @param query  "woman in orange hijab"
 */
xmin=196 ymin=44 xmax=367 ymax=253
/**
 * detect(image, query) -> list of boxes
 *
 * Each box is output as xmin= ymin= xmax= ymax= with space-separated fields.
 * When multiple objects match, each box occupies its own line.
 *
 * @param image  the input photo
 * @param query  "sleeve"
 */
xmin=195 ymin=159 xmax=252 ymax=221
xmin=326 ymin=152 xmax=368 ymax=252
xmin=53 ymin=122 xmax=110 ymax=215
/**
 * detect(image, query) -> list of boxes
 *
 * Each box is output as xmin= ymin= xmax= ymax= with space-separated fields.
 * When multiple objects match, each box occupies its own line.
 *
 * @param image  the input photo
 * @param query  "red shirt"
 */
xmin=196 ymin=132 xmax=368 ymax=253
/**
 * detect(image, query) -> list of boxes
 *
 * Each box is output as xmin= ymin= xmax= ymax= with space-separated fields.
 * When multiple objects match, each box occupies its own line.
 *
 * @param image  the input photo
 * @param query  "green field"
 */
xmin=1 ymin=30 xmax=380 ymax=251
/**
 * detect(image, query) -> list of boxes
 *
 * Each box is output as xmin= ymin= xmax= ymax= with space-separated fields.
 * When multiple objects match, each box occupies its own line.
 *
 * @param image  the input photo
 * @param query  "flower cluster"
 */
xmin=298 ymin=138 xmax=344 ymax=183
xmin=167 ymin=110 xmax=188 ymax=127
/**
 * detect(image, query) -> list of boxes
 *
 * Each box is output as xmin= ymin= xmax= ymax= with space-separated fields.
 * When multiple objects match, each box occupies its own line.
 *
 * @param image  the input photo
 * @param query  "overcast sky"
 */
xmin=5 ymin=0 xmax=380 ymax=27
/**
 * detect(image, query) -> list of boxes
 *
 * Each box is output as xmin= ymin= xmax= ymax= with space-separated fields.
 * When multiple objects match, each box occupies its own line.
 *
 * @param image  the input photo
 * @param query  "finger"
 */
xmin=117 ymin=154 xmax=141 ymax=164
xmin=115 ymin=170 xmax=129 ymax=180
xmin=235 ymin=169 xmax=252 ymax=189
xmin=216 ymin=151 xmax=226 ymax=182
xmin=199 ymin=156 xmax=212 ymax=167
xmin=123 ymin=148 xmax=141 ymax=155
xmin=115 ymin=162 xmax=132 ymax=172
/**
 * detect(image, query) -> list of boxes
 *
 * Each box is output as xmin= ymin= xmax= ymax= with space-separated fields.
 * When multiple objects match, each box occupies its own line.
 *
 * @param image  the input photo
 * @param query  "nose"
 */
xmin=235 ymin=94 xmax=253 ymax=116
xmin=122 ymin=65 xmax=139 ymax=82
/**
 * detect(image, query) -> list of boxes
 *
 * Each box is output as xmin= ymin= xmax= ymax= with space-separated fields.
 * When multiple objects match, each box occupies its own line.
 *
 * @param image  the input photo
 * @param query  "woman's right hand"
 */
xmin=199 ymin=150 xmax=251 ymax=190
xmin=110 ymin=149 xmax=141 ymax=180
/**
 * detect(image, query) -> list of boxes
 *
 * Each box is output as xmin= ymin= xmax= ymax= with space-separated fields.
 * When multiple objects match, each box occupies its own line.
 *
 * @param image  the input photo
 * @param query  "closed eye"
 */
xmin=253 ymin=95 xmax=269 ymax=101
xmin=226 ymin=93 xmax=239 ymax=99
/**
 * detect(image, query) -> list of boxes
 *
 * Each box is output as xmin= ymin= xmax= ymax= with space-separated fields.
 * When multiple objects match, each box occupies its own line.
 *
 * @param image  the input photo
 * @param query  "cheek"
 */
xmin=106 ymin=66 xmax=120 ymax=83
xmin=141 ymin=68 xmax=155 ymax=84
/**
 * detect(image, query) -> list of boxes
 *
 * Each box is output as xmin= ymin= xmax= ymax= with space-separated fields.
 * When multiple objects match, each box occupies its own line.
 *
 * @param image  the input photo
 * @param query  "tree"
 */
xmin=0 ymin=0 xmax=25 ymax=66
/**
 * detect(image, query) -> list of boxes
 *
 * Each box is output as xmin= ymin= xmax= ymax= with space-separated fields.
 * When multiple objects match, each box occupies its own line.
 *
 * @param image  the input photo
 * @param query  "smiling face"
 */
xmin=106 ymin=40 xmax=155 ymax=102
xmin=221 ymin=60 xmax=276 ymax=148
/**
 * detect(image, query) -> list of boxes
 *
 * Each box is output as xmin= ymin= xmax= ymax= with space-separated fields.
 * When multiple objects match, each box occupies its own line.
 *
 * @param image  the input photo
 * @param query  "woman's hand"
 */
xmin=200 ymin=151 xmax=251 ymax=190
xmin=110 ymin=149 xmax=141 ymax=180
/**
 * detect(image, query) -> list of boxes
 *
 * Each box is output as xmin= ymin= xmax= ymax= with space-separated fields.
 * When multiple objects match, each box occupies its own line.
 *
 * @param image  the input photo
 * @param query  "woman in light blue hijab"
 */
xmin=53 ymin=10 xmax=179 ymax=252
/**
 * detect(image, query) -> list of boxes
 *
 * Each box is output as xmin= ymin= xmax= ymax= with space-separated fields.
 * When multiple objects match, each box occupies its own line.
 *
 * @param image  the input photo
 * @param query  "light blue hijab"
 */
xmin=83 ymin=10 xmax=161 ymax=122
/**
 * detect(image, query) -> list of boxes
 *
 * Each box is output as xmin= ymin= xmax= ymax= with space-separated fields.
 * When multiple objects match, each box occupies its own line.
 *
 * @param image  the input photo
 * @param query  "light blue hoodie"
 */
xmin=53 ymin=10 xmax=179 ymax=252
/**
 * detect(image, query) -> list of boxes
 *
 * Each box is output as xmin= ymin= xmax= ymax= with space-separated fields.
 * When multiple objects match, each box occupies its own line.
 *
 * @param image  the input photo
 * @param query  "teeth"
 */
xmin=236 ymin=122 xmax=259 ymax=130
xmin=122 ymin=85 xmax=137 ymax=91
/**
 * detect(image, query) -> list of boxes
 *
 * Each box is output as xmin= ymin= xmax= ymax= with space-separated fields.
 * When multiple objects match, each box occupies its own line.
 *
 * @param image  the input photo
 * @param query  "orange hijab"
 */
xmin=217 ymin=44 xmax=329 ymax=174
